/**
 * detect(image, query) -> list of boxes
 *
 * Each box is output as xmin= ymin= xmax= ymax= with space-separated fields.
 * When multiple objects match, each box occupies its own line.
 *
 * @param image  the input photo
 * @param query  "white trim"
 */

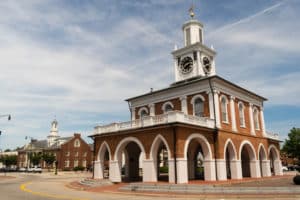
xmin=149 ymin=134 xmax=171 ymax=159
xmin=190 ymin=94 xmax=205 ymax=117
xmin=238 ymin=101 xmax=246 ymax=128
xmin=161 ymin=101 xmax=174 ymax=113
xmin=190 ymin=94 xmax=205 ymax=104
xmin=224 ymin=139 xmax=237 ymax=160
xmin=268 ymin=144 xmax=280 ymax=160
xmin=114 ymin=137 xmax=146 ymax=160
xmin=239 ymin=140 xmax=257 ymax=160
xmin=258 ymin=143 xmax=267 ymax=160
xmin=183 ymin=133 xmax=212 ymax=160
xmin=220 ymin=95 xmax=229 ymax=123
xmin=253 ymin=107 xmax=260 ymax=130
xmin=98 ymin=141 xmax=112 ymax=161
xmin=138 ymin=107 xmax=149 ymax=117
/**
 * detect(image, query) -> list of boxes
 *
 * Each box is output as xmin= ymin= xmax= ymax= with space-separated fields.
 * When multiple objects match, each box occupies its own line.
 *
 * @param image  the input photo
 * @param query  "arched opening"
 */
xmin=150 ymin=135 xmax=171 ymax=182
xmin=121 ymin=142 xmax=142 ymax=182
xmin=194 ymin=98 xmax=204 ymax=117
xmin=186 ymin=135 xmax=212 ymax=181
xmin=224 ymin=141 xmax=236 ymax=179
xmin=269 ymin=147 xmax=279 ymax=176
xmin=258 ymin=145 xmax=267 ymax=177
xmin=97 ymin=142 xmax=111 ymax=179
xmin=115 ymin=137 xmax=145 ymax=182
xmin=240 ymin=143 xmax=256 ymax=178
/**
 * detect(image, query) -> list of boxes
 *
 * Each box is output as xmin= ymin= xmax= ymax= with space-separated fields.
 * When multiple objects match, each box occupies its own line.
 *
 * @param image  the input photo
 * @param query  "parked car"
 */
xmin=282 ymin=166 xmax=288 ymax=171
xmin=18 ymin=167 xmax=27 ymax=172
xmin=27 ymin=166 xmax=42 ymax=173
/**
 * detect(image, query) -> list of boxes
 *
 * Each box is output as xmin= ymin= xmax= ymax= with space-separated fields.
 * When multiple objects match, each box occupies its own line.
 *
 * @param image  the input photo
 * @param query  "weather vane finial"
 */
xmin=189 ymin=3 xmax=195 ymax=19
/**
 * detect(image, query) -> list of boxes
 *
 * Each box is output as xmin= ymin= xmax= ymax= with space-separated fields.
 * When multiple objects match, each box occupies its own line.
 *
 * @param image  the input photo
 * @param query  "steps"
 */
xmin=79 ymin=178 xmax=113 ymax=187
xmin=120 ymin=183 xmax=300 ymax=195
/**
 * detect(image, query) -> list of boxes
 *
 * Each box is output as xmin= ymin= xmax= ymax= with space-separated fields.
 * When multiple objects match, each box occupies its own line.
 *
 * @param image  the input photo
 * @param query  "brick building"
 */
xmin=91 ymin=10 xmax=282 ymax=183
xmin=18 ymin=120 xmax=93 ymax=170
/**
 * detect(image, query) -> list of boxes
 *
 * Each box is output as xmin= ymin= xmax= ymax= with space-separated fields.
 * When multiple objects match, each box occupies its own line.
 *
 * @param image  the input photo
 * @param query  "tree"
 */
xmin=0 ymin=155 xmax=17 ymax=167
xmin=29 ymin=152 xmax=42 ymax=166
xmin=282 ymin=127 xmax=300 ymax=161
xmin=42 ymin=153 xmax=56 ymax=171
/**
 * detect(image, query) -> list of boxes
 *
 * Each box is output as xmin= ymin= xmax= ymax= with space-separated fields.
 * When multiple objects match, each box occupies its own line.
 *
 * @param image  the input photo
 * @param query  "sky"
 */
xmin=0 ymin=0 xmax=299 ymax=150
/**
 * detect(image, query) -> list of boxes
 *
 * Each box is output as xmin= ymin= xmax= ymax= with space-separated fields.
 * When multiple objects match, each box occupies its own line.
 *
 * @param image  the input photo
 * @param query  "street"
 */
xmin=0 ymin=172 xmax=299 ymax=200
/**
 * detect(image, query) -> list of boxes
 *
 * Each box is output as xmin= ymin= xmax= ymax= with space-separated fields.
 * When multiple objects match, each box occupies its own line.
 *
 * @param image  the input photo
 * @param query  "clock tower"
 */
xmin=172 ymin=7 xmax=216 ymax=82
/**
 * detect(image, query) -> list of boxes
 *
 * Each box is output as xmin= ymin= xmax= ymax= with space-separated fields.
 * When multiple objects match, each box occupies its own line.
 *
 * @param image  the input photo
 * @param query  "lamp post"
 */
xmin=0 ymin=114 xmax=11 ymax=136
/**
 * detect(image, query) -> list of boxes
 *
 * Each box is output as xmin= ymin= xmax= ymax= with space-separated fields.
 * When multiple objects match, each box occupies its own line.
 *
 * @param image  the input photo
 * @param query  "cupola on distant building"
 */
xmin=90 ymin=7 xmax=282 ymax=184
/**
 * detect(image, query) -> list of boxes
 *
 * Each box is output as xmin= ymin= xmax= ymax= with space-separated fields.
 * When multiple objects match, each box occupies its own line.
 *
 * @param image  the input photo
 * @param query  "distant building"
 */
xmin=17 ymin=120 xmax=93 ymax=170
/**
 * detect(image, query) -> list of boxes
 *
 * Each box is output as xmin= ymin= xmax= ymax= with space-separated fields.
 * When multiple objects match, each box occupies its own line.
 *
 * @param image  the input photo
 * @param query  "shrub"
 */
xmin=159 ymin=166 xmax=168 ymax=173
xmin=73 ymin=166 xmax=85 ymax=171
xmin=293 ymin=175 xmax=300 ymax=185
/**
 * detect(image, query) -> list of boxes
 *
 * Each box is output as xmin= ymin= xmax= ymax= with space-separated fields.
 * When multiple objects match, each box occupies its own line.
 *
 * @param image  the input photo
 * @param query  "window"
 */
xmin=74 ymin=160 xmax=78 ymax=167
xmin=65 ymin=151 xmax=70 ymax=156
xmin=138 ymin=107 xmax=148 ymax=118
xmin=253 ymin=108 xmax=260 ymax=130
xmin=75 ymin=152 xmax=79 ymax=157
xmin=199 ymin=28 xmax=203 ymax=43
xmin=238 ymin=102 xmax=245 ymax=127
xmin=162 ymin=102 xmax=174 ymax=113
xmin=64 ymin=160 xmax=69 ymax=168
xmin=82 ymin=160 xmax=87 ymax=167
xmin=221 ymin=96 xmax=228 ymax=122
xmin=83 ymin=152 xmax=87 ymax=157
xmin=194 ymin=98 xmax=204 ymax=117
xmin=74 ymin=139 xmax=80 ymax=148
xmin=185 ymin=28 xmax=191 ymax=46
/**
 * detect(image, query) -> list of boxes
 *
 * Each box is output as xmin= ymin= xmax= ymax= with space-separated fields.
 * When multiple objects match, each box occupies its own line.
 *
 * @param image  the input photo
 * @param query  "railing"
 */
xmin=266 ymin=132 xmax=280 ymax=140
xmin=94 ymin=111 xmax=215 ymax=135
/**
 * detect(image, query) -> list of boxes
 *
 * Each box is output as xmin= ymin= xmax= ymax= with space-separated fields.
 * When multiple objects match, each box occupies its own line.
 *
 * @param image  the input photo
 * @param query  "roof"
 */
xmin=125 ymin=75 xmax=267 ymax=102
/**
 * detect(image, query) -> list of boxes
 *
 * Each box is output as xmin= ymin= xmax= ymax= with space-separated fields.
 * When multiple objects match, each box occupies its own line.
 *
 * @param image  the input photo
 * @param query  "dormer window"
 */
xmin=238 ymin=102 xmax=245 ymax=127
xmin=220 ymin=96 xmax=228 ymax=123
xmin=162 ymin=102 xmax=174 ymax=113
xmin=191 ymin=95 xmax=205 ymax=117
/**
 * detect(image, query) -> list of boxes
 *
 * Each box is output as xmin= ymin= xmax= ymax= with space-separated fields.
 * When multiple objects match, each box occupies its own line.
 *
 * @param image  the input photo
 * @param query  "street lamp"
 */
xmin=0 ymin=114 xmax=11 ymax=136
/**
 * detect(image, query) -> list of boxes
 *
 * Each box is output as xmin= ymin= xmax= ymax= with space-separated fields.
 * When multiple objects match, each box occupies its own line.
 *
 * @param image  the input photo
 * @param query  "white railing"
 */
xmin=266 ymin=132 xmax=280 ymax=140
xmin=94 ymin=111 xmax=215 ymax=135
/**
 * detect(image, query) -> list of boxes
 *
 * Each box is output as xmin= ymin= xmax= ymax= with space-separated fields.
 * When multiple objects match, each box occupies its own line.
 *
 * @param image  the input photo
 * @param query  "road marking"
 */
xmin=20 ymin=182 xmax=90 ymax=200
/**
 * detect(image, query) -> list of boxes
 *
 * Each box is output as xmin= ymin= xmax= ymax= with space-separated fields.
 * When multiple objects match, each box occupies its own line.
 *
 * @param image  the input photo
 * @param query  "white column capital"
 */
xmin=230 ymin=95 xmax=235 ymax=100
xmin=148 ymin=103 xmax=155 ymax=108
xmin=179 ymin=95 xmax=187 ymax=101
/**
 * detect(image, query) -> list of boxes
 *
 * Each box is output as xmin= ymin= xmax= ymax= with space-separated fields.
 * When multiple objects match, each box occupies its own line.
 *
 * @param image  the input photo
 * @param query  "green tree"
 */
xmin=42 ymin=153 xmax=56 ymax=171
xmin=282 ymin=127 xmax=300 ymax=161
xmin=30 ymin=152 xmax=42 ymax=166
xmin=0 ymin=155 xmax=17 ymax=167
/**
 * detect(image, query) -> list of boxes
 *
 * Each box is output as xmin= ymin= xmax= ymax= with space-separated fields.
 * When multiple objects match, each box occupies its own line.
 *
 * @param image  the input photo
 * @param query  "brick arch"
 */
xmin=268 ymin=144 xmax=280 ymax=160
xmin=258 ymin=143 xmax=267 ymax=160
xmin=239 ymin=140 xmax=257 ymax=160
xmin=224 ymin=138 xmax=237 ymax=160
xmin=183 ymin=133 xmax=212 ymax=160
xmin=97 ymin=141 xmax=112 ymax=161
xmin=114 ymin=137 xmax=146 ymax=161
xmin=150 ymin=134 xmax=171 ymax=159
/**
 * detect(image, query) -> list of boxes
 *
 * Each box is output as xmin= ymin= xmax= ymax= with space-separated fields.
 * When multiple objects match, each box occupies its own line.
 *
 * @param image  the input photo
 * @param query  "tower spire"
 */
xmin=189 ymin=4 xmax=195 ymax=19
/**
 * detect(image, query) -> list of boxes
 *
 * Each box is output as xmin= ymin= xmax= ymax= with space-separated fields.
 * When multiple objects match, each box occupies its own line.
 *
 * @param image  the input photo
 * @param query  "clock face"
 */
xmin=202 ymin=56 xmax=211 ymax=73
xmin=180 ymin=56 xmax=193 ymax=74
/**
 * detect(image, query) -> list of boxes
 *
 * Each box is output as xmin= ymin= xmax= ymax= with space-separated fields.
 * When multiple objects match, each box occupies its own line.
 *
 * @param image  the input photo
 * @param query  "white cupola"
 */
xmin=47 ymin=119 xmax=60 ymax=147
xmin=172 ymin=6 xmax=217 ymax=83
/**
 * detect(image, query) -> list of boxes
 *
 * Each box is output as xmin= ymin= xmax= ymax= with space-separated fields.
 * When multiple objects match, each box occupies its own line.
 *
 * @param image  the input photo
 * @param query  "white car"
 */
xmin=282 ymin=166 xmax=288 ymax=171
